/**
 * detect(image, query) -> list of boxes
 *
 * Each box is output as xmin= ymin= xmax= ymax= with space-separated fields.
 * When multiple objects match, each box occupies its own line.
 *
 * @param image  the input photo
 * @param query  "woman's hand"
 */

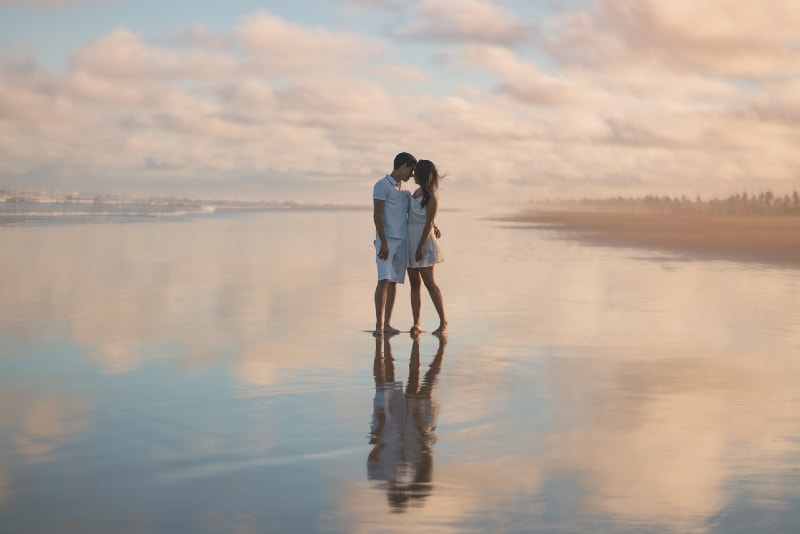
xmin=416 ymin=248 xmax=424 ymax=262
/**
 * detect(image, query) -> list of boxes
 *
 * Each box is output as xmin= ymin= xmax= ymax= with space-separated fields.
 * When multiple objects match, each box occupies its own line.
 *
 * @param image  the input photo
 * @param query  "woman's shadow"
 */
xmin=367 ymin=332 xmax=447 ymax=511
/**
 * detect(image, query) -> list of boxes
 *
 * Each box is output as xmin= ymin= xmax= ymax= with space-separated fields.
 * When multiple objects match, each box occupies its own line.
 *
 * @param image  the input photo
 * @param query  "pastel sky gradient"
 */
xmin=2 ymin=0 xmax=800 ymax=206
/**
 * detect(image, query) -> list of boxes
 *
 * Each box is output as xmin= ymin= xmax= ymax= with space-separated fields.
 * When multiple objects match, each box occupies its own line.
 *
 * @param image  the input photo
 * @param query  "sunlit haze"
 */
xmin=2 ymin=0 xmax=800 ymax=207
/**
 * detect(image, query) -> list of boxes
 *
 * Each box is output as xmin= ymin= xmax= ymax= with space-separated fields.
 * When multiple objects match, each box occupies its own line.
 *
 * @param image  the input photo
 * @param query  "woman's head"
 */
xmin=414 ymin=160 xmax=440 ymax=206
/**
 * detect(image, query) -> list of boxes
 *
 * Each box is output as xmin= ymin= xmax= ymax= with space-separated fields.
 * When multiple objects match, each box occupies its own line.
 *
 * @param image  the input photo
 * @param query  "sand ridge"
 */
xmin=503 ymin=208 xmax=800 ymax=267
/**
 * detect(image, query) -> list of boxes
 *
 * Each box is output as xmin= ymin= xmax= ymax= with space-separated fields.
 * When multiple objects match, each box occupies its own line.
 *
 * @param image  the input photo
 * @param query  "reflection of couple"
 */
xmin=367 ymin=332 xmax=446 ymax=511
xmin=373 ymin=152 xmax=447 ymax=337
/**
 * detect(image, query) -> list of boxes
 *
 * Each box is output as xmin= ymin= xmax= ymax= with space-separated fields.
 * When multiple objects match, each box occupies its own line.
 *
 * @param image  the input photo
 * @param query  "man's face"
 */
xmin=400 ymin=163 xmax=415 ymax=182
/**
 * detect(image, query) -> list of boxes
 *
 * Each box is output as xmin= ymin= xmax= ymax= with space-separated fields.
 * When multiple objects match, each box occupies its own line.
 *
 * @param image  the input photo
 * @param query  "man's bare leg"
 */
xmin=383 ymin=282 xmax=400 ymax=335
xmin=374 ymin=280 xmax=388 ymax=336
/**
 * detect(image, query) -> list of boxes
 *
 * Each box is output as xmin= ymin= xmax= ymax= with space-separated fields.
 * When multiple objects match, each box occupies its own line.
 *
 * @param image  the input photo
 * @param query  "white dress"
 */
xmin=407 ymin=195 xmax=444 ymax=268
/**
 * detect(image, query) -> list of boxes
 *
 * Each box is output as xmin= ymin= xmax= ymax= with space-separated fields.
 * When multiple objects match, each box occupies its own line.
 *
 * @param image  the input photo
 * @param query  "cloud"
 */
xmin=544 ymin=0 xmax=800 ymax=78
xmin=0 ymin=10 xmax=423 ymax=197
xmin=1 ymin=3 xmax=800 ymax=203
xmin=398 ymin=0 xmax=532 ymax=45
xmin=236 ymin=11 xmax=387 ymax=75
xmin=71 ymin=27 xmax=181 ymax=79
xmin=463 ymin=45 xmax=596 ymax=107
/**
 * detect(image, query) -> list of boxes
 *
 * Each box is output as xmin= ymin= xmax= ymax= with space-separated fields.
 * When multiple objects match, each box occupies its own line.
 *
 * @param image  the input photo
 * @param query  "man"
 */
xmin=373 ymin=152 xmax=416 ymax=336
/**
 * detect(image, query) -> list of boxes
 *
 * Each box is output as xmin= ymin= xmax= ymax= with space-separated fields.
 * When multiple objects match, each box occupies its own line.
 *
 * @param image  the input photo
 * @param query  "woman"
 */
xmin=407 ymin=160 xmax=447 ymax=336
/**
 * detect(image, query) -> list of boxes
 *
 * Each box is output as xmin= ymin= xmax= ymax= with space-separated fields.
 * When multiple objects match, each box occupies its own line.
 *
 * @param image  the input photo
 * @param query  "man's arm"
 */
xmin=373 ymin=199 xmax=389 ymax=259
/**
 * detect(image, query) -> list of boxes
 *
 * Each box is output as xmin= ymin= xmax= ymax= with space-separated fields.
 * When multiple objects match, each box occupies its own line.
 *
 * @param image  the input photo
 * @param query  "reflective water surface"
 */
xmin=1 ymin=209 xmax=799 ymax=533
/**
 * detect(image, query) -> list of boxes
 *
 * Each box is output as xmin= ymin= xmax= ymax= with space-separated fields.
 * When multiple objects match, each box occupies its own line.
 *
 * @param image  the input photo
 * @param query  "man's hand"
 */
xmin=378 ymin=240 xmax=389 ymax=260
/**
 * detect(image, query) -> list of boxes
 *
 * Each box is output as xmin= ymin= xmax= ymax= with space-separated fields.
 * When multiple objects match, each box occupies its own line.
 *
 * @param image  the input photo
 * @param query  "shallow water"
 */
xmin=1 ymin=208 xmax=799 ymax=533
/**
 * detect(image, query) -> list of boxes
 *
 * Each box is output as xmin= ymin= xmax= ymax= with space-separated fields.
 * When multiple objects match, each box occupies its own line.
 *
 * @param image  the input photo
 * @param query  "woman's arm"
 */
xmin=416 ymin=194 xmax=439 ymax=261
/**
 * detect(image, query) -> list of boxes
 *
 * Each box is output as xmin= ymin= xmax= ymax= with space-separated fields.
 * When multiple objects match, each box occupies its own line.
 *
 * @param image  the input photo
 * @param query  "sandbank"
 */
xmin=503 ymin=207 xmax=800 ymax=267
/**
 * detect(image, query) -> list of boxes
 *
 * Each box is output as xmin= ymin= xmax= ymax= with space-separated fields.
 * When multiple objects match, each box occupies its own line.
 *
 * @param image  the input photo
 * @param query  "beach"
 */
xmin=1 ymin=207 xmax=800 ymax=533
xmin=504 ymin=206 xmax=800 ymax=266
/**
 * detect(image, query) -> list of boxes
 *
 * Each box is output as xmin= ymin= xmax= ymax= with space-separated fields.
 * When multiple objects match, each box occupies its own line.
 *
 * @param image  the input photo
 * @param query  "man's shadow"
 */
xmin=367 ymin=332 xmax=447 ymax=512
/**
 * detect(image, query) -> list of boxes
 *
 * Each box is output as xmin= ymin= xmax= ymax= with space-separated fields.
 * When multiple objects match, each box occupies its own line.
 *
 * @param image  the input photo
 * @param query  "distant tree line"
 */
xmin=549 ymin=191 xmax=800 ymax=216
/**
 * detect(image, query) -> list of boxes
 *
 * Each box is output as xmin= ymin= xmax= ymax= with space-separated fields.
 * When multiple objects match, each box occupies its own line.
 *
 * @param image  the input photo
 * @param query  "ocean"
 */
xmin=1 ymin=201 xmax=799 ymax=533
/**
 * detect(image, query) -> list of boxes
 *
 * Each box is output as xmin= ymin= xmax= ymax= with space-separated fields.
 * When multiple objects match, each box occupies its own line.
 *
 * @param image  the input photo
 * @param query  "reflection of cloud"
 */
xmin=347 ymin=346 xmax=800 ymax=531
xmin=233 ymin=332 xmax=386 ymax=388
xmin=14 ymin=394 xmax=92 ymax=464
xmin=0 ymin=213 xmax=379 ymax=382
xmin=539 ymin=351 xmax=799 ymax=528
xmin=337 ymin=459 xmax=542 ymax=533
xmin=444 ymin=219 xmax=800 ymax=350
xmin=234 ymin=343 xmax=281 ymax=386
xmin=0 ymin=388 xmax=92 ymax=507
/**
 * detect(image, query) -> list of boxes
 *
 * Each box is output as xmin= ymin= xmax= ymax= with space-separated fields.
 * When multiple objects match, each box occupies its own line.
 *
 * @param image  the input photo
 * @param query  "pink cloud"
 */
xmin=544 ymin=0 xmax=800 ymax=78
xmin=399 ymin=0 xmax=532 ymax=45
xmin=236 ymin=11 xmax=387 ymax=74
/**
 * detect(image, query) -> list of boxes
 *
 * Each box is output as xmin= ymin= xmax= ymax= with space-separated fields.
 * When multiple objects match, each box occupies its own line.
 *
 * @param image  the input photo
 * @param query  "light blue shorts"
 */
xmin=375 ymin=237 xmax=407 ymax=283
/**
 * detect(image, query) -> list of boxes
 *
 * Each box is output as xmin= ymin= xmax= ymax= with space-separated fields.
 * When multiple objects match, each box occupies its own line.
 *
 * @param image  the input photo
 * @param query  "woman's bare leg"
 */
xmin=408 ymin=268 xmax=422 ymax=334
xmin=419 ymin=266 xmax=447 ymax=334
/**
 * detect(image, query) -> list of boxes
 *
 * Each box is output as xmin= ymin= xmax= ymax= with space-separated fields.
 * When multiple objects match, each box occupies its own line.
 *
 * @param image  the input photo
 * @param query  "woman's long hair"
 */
xmin=415 ymin=160 xmax=441 ymax=207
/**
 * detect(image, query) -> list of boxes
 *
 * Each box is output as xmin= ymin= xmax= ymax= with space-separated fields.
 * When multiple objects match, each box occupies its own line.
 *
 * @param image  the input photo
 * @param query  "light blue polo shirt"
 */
xmin=373 ymin=174 xmax=410 ymax=239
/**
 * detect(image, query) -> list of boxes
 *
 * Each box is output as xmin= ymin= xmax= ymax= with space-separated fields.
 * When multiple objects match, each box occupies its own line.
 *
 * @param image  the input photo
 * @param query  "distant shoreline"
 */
xmin=501 ymin=206 xmax=800 ymax=267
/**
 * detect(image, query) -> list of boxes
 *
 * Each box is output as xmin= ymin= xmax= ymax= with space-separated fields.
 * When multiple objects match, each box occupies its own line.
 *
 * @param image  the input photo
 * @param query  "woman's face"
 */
xmin=413 ymin=167 xmax=426 ymax=187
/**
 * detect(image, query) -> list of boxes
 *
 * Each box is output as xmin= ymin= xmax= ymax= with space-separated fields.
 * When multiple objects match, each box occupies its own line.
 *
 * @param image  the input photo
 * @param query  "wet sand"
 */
xmin=3 ymin=209 xmax=800 ymax=532
xmin=505 ymin=207 xmax=800 ymax=266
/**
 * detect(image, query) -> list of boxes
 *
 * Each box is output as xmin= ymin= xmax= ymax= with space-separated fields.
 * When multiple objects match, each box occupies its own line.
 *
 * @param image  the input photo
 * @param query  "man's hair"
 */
xmin=393 ymin=152 xmax=417 ymax=170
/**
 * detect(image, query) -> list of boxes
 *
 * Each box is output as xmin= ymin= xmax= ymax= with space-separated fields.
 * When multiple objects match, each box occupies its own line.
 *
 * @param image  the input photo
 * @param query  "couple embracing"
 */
xmin=373 ymin=152 xmax=447 ymax=337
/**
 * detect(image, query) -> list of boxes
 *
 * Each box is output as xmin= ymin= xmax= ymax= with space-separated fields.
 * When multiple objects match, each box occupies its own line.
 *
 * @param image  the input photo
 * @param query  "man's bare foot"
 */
xmin=373 ymin=328 xmax=383 ymax=337
xmin=384 ymin=324 xmax=400 ymax=335
xmin=410 ymin=324 xmax=421 ymax=336
xmin=432 ymin=323 xmax=448 ymax=335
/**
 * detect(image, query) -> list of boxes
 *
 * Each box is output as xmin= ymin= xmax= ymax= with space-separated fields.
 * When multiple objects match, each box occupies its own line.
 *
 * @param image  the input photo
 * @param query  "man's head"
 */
xmin=392 ymin=152 xmax=417 ymax=182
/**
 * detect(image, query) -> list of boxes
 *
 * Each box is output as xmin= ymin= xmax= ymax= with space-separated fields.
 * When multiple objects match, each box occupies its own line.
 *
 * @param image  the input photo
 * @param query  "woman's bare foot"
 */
xmin=410 ymin=324 xmax=421 ymax=336
xmin=432 ymin=322 xmax=448 ymax=335
xmin=384 ymin=324 xmax=400 ymax=336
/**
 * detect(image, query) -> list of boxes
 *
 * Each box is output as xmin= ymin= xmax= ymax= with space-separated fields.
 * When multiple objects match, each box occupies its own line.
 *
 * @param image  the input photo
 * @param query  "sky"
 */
xmin=1 ymin=0 xmax=800 ymax=207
